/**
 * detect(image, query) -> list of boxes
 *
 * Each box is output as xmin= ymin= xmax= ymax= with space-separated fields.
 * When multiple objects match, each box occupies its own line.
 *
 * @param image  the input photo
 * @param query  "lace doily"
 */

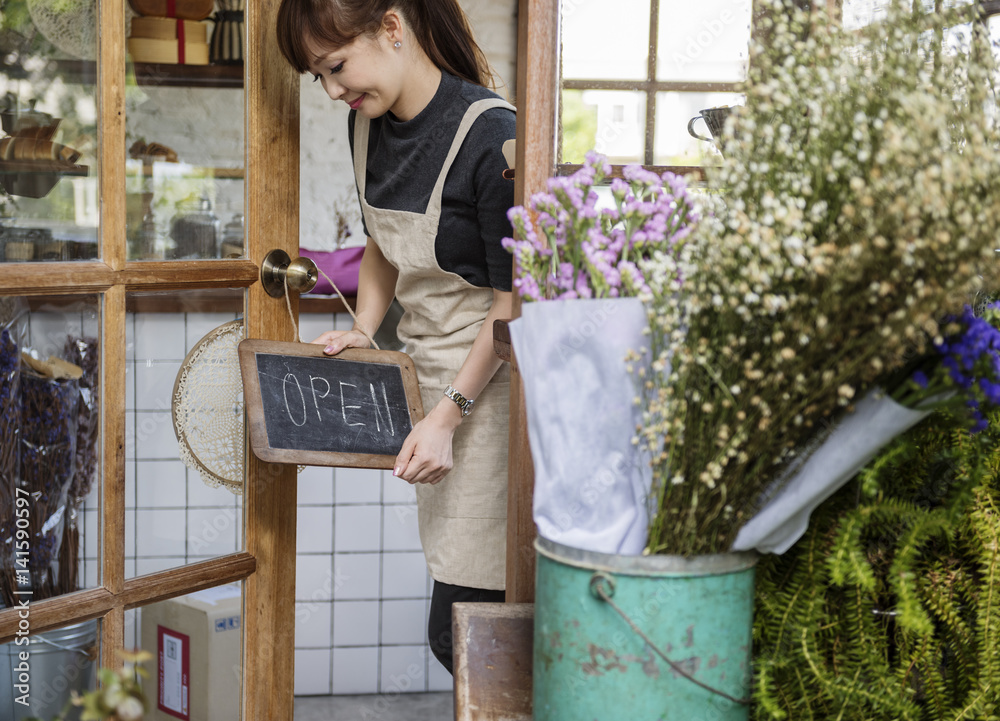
xmin=27 ymin=0 xmax=136 ymax=60
xmin=172 ymin=319 xmax=245 ymax=494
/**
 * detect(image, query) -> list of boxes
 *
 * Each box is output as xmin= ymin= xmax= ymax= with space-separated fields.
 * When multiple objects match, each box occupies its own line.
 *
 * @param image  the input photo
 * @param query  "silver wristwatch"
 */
xmin=444 ymin=385 xmax=475 ymax=417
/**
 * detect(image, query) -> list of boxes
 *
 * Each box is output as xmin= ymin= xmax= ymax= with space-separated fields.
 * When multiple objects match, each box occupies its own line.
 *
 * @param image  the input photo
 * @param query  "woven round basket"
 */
xmin=172 ymin=319 xmax=245 ymax=494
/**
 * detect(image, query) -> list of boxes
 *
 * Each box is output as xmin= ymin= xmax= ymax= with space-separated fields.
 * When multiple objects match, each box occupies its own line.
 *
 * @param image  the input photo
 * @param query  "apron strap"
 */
xmin=426 ymin=98 xmax=515 ymax=221
xmin=353 ymin=113 xmax=371 ymax=199
xmin=351 ymin=97 xmax=516 ymax=219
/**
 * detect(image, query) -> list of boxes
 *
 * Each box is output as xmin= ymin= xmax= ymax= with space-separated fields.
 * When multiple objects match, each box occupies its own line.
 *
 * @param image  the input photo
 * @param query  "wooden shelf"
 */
xmin=27 ymin=289 xmax=356 ymax=314
xmin=130 ymin=61 xmax=243 ymax=88
xmin=5 ymin=59 xmax=244 ymax=89
xmin=131 ymin=163 xmax=243 ymax=179
xmin=0 ymin=160 xmax=88 ymax=175
xmin=0 ymin=161 xmax=89 ymax=198
xmin=125 ymin=288 xmax=356 ymax=314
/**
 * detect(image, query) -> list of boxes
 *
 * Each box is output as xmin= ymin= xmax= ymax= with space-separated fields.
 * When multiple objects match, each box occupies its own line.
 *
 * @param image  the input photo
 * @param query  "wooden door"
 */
xmin=0 ymin=0 xmax=299 ymax=718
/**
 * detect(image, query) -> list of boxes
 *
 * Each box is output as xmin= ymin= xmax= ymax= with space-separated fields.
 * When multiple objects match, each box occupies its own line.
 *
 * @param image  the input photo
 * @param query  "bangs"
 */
xmin=276 ymin=0 xmax=366 ymax=73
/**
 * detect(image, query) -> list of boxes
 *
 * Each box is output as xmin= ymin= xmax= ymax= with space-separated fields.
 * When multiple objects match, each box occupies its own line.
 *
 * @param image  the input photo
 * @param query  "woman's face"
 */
xmin=304 ymin=31 xmax=403 ymax=120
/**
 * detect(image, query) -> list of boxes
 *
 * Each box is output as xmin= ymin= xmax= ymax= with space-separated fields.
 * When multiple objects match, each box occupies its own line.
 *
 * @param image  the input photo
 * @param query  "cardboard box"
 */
xmin=127 ymin=37 xmax=209 ymax=65
xmin=131 ymin=17 xmax=209 ymax=44
xmin=141 ymin=584 xmax=242 ymax=721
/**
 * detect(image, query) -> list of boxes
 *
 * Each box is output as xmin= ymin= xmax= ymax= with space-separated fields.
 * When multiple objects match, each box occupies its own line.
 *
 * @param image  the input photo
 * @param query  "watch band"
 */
xmin=444 ymin=385 xmax=475 ymax=417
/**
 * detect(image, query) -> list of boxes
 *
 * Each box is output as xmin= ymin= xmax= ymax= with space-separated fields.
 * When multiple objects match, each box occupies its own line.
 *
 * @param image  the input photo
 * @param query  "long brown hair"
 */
xmin=276 ymin=0 xmax=493 ymax=89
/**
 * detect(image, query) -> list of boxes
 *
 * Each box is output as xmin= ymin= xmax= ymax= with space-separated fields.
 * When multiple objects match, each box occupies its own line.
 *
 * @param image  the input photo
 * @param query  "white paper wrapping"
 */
xmin=509 ymin=298 xmax=653 ymax=555
xmin=731 ymin=390 xmax=931 ymax=554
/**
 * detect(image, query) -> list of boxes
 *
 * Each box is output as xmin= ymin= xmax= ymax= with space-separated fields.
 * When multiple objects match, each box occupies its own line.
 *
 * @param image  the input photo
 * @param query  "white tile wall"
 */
xmin=297 ymin=554 xmax=336 ymax=602
xmin=332 ymin=553 xmax=381 ymax=601
xmin=298 ymin=466 xmax=335 ymax=505
xmin=331 ymin=647 xmax=379 ymax=695
xmin=380 ymin=645 xmax=431 ymax=694
xmin=381 ymin=600 xmax=428 ymax=646
xmin=335 ymin=505 xmax=381 ymax=552
xmin=382 ymin=552 xmax=431 ymax=599
xmin=133 ymin=314 xmax=185 ymax=361
xmin=295 ymin=601 xmax=332 ymax=648
xmin=332 ymin=600 xmax=380 ymax=647
xmin=295 ymin=648 xmax=333 ymax=696
xmin=336 ymin=469 xmax=382 ymax=504
xmin=135 ymin=460 xmax=187 ymax=507
xmin=298 ymin=507 xmax=335 ymax=554
xmin=382 ymin=505 xmax=422 ymax=551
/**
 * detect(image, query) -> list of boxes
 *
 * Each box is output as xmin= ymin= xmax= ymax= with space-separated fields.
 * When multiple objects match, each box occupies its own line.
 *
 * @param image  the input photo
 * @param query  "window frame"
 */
xmin=557 ymin=0 xmax=752 ymax=179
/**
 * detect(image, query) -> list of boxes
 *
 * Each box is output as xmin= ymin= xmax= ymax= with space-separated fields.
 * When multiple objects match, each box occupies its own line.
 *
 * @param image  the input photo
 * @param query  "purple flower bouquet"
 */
xmin=505 ymin=153 xmax=700 ymax=555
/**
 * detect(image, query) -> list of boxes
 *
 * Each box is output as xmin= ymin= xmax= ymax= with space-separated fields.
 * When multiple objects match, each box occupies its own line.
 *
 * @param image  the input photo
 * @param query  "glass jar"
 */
xmin=220 ymin=212 xmax=244 ymax=258
xmin=169 ymin=194 xmax=219 ymax=259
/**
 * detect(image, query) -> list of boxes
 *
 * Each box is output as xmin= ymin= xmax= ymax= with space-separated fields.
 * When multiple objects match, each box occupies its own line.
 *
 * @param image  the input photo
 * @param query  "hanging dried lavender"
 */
xmin=0 ymin=327 xmax=20 ymax=608
xmin=57 ymin=336 xmax=99 ymax=596
xmin=19 ymin=369 xmax=79 ymax=600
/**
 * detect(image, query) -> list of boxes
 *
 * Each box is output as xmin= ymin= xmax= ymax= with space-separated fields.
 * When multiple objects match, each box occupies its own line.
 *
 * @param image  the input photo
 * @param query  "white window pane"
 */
xmin=657 ymin=1 xmax=751 ymax=82
xmin=562 ymin=0 xmax=651 ymax=80
xmin=561 ymin=89 xmax=646 ymax=165
xmin=653 ymin=91 xmax=743 ymax=166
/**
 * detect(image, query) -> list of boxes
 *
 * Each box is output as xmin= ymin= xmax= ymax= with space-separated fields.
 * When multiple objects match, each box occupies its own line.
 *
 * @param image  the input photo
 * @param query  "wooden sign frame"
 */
xmin=238 ymin=339 xmax=425 ymax=469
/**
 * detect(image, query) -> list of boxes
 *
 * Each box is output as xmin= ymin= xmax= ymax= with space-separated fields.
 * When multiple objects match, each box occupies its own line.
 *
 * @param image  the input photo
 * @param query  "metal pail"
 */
xmin=0 ymin=619 xmax=98 ymax=721
xmin=533 ymin=537 xmax=757 ymax=721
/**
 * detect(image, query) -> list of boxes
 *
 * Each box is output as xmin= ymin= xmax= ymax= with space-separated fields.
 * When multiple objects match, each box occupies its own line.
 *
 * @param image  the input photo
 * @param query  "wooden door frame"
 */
xmin=243 ymin=0 xmax=300 ymax=716
xmin=506 ymin=0 xmax=559 ymax=604
xmin=0 ymin=1 xmax=300 ymax=720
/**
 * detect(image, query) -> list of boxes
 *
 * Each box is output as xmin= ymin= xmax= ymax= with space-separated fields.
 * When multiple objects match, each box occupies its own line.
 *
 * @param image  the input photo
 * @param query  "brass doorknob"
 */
xmin=260 ymin=249 xmax=319 ymax=298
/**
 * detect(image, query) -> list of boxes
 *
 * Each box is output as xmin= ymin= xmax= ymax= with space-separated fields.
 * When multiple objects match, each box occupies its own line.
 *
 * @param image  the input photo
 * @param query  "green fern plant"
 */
xmin=752 ymin=411 xmax=1000 ymax=720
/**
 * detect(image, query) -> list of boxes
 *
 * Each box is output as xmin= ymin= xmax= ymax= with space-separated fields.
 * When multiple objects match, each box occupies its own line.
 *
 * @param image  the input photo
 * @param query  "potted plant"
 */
xmin=507 ymin=0 xmax=1000 ymax=718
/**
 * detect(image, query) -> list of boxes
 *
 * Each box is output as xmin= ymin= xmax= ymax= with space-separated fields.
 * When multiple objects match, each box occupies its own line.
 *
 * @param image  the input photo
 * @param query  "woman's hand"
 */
xmin=393 ymin=399 xmax=464 ymax=484
xmin=311 ymin=329 xmax=371 ymax=356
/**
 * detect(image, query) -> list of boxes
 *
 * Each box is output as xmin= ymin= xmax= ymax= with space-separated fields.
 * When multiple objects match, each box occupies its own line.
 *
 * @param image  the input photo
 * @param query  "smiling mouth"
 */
xmin=348 ymin=94 xmax=366 ymax=110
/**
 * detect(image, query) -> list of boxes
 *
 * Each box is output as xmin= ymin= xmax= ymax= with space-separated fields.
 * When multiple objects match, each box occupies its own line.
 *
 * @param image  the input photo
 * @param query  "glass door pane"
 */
xmin=131 ymin=585 xmax=242 ymax=720
xmin=124 ymin=7 xmax=245 ymax=261
xmin=0 ymin=294 xmax=102 ymax=603
xmin=0 ymin=7 xmax=99 ymax=263
xmin=124 ymin=290 xmax=244 ymax=579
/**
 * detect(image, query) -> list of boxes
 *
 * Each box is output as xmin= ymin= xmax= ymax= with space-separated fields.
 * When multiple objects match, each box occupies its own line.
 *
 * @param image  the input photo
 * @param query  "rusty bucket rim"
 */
xmin=535 ymin=536 xmax=758 ymax=577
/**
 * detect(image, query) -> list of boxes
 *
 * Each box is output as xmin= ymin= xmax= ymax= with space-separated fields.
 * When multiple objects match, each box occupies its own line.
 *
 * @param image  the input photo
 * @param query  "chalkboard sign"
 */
xmin=238 ymin=339 xmax=424 ymax=468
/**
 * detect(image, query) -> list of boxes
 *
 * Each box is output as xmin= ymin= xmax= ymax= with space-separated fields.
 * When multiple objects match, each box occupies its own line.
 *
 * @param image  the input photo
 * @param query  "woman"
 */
xmin=276 ymin=0 xmax=515 ymax=674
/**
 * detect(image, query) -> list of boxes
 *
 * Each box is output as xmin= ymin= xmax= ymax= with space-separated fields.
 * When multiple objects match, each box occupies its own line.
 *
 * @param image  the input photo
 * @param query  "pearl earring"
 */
xmin=394 ymin=41 xmax=401 ymax=48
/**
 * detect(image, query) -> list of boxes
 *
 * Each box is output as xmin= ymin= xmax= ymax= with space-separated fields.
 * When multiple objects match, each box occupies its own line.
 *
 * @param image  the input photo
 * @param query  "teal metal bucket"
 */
xmin=533 ymin=537 xmax=757 ymax=721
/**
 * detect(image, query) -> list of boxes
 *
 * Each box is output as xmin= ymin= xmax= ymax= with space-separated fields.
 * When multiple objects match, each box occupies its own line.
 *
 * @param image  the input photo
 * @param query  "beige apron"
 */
xmin=353 ymin=98 xmax=514 ymax=590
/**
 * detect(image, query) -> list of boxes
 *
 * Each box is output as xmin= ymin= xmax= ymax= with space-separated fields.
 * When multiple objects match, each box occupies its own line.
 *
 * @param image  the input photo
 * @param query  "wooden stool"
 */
xmin=453 ymin=602 xmax=534 ymax=720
